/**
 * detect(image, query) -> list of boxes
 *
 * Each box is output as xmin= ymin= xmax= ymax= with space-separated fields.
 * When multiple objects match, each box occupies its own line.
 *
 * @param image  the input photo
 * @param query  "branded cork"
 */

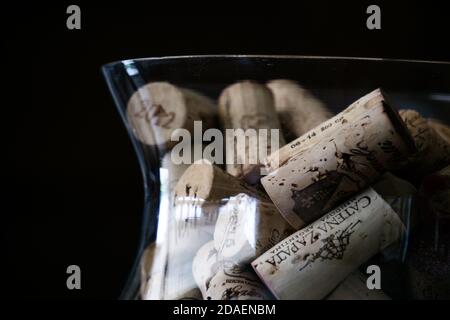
xmin=205 ymin=268 xmax=272 ymax=300
xmin=267 ymin=80 xmax=333 ymax=141
xmin=140 ymin=243 xmax=166 ymax=300
xmin=399 ymin=109 xmax=450 ymax=174
xmin=213 ymin=193 xmax=294 ymax=265
xmin=127 ymin=82 xmax=216 ymax=149
xmin=174 ymin=159 xmax=267 ymax=204
xmin=261 ymin=89 xmax=416 ymax=229
xmin=252 ymin=187 xmax=405 ymax=300
xmin=165 ymin=159 xmax=267 ymax=300
xmin=218 ymin=81 xmax=285 ymax=184
xmin=164 ymin=212 xmax=212 ymax=300
xmin=192 ymin=241 xmax=249 ymax=299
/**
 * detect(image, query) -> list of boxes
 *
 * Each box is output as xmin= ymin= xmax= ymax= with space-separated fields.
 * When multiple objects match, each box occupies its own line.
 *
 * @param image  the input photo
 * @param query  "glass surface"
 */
xmin=102 ymin=55 xmax=450 ymax=300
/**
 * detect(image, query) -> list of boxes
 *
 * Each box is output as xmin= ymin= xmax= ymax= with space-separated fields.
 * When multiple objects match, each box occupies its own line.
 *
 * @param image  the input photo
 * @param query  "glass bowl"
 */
xmin=102 ymin=55 xmax=450 ymax=300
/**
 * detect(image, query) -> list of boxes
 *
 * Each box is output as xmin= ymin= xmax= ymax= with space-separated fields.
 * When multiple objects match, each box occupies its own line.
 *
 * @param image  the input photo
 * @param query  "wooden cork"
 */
xmin=264 ymin=89 xmax=407 ymax=173
xmin=205 ymin=268 xmax=271 ymax=300
xmin=399 ymin=109 xmax=450 ymax=174
xmin=165 ymin=159 xmax=266 ymax=300
xmin=218 ymin=81 xmax=285 ymax=184
xmin=214 ymin=193 xmax=294 ymax=265
xmin=261 ymin=89 xmax=416 ymax=230
xmin=191 ymin=241 xmax=248 ymax=299
xmin=174 ymin=159 xmax=267 ymax=204
xmin=326 ymin=271 xmax=390 ymax=300
xmin=252 ymin=187 xmax=404 ymax=300
xmin=127 ymin=82 xmax=216 ymax=149
xmin=267 ymin=79 xmax=333 ymax=141
xmin=192 ymin=241 xmax=222 ymax=298
xmin=164 ymin=209 xmax=212 ymax=300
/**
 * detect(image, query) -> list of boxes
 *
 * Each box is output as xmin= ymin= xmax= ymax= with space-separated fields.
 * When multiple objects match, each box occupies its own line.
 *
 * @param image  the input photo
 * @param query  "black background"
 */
xmin=5 ymin=1 xmax=450 ymax=299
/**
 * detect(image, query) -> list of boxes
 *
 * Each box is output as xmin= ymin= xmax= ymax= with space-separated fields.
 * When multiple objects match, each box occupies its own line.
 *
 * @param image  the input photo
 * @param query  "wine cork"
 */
xmin=174 ymin=159 xmax=267 ymax=204
xmin=205 ymin=268 xmax=272 ymax=300
xmin=191 ymin=241 xmax=249 ymax=299
xmin=261 ymin=89 xmax=416 ymax=229
xmin=214 ymin=193 xmax=294 ymax=265
xmin=252 ymin=187 xmax=405 ymax=300
xmin=399 ymin=110 xmax=450 ymax=174
xmin=164 ymin=195 xmax=222 ymax=299
xmin=127 ymin=82 xmax=216 ymax=149
xmin=264 ymin=89 xmax=410 ymax=173
xmin=267 ymin=79 xmax=333 ymax=141
xmin=218 ymin=81 xmax=285 ymax=184
xmin=326 ymin=271 xmax=390 ymax=300
xmin=165 ymin=159 xmax=266 ymax=300
xmin=192 ymin=241 xmax=222 ymax=297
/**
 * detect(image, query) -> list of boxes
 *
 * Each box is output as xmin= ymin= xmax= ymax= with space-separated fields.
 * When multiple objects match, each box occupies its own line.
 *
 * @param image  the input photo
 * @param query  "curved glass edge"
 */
xmin=102 ymin=64 xmax=160 ymax=300
xmin=102 ymin=54 xmax=450 ymax=70
xmin=100 ymin=56 xmax=450 ymax=300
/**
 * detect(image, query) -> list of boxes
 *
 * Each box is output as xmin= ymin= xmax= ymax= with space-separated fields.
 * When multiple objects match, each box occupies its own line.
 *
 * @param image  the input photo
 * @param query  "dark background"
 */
xmin=4 ymin=1 xmax=450 ymax=299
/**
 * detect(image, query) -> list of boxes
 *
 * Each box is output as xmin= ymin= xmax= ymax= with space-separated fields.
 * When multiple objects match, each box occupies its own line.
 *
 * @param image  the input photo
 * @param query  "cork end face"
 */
xmin=399 ymin=109 xmax=432 ymax=154
xmin=267 ymin=79 xmax=308 ymax=98
xmin=174 ymin=159 xmax=214 ymax=201
xmin=378 ymin=89 xmax=418 ymax=155
xmin=218 ymin=80 xmax=275 ymax=118
xmin=126 ymin=82 xmax=187 ymax=147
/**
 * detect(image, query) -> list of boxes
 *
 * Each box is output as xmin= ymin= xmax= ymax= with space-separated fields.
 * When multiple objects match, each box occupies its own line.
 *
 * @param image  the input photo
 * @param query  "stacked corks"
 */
xmin=129 ymin=80 xmax=450 ymax=300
